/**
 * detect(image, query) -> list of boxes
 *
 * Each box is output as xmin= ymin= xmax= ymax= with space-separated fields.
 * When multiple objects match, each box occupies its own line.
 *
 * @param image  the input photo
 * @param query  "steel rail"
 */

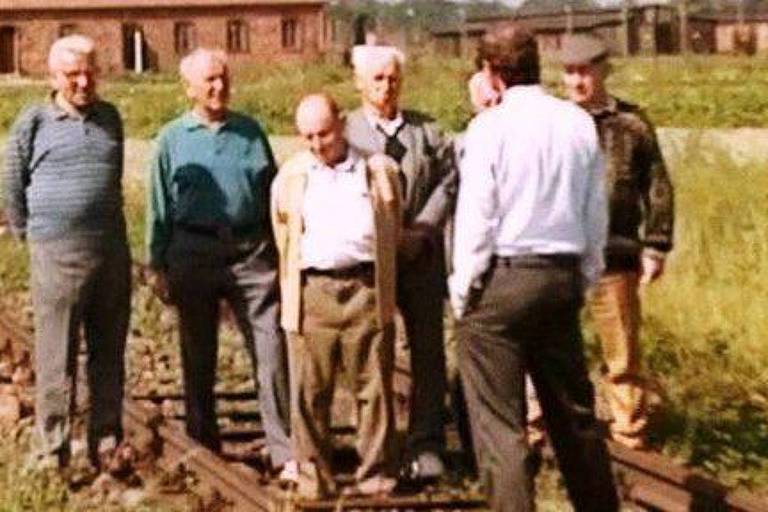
xmin=1 ymin=308 xmax=766 ymax=511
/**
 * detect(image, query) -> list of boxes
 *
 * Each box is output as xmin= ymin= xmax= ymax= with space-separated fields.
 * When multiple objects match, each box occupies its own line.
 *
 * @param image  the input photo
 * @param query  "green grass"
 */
xmin=4 ymin=55 xmax=768 ymax=138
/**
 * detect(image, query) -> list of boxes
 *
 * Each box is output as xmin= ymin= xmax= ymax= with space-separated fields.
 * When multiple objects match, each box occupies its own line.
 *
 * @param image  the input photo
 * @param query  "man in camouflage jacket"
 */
xmin=559 ymin=33 xmax=675 ymax=449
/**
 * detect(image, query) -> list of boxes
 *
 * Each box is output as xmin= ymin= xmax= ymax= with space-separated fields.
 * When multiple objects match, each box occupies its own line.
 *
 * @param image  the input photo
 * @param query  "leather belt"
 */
xmin=493 ymin=254 xmax=580 ymax=268
xmin=303 ymin=262 xmax=375 ymax=279
xmin=176 ymin=222 xmax=256 ymax=240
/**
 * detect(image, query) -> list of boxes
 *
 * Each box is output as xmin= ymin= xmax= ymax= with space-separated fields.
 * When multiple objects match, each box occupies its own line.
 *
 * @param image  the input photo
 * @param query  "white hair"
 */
xmin=48 ymin=34 xmax=95 ymax=71
xmin=179 ymin=47 xmax=228 ymax=82
xmin=351 ymin=45 xmax=405 ymax=77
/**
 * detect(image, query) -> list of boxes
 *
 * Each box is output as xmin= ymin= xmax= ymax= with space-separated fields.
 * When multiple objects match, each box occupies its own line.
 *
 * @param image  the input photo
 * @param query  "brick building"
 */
xmin=0 ymin=0 xmax=328 ymax=76
xmin=430 ymin=3 xmax=768 ymax=59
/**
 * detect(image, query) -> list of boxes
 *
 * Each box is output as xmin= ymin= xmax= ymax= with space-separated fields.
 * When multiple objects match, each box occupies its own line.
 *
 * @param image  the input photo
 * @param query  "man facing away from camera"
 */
xmin=450 ymin=25 xmax=619 ymax=512
xmin=145 ymin=48 xmax=293 ymax=479
xmin=3 ymin=35 xmax=131 ymax=473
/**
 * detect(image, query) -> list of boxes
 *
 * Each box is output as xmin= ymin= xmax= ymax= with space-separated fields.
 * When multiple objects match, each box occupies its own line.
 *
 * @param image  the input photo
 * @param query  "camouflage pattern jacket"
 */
xmin=589 ymin=97 xmax=675 ymax=270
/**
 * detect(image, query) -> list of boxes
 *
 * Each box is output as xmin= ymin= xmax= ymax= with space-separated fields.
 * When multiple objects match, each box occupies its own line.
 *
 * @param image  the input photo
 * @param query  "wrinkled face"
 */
xmin=297 ymin=108 xmax=346 ymax=166
xmin=562 ymin=61 xmax=606 ymax=106
xmin=185 ymin=58 xmax=230 ymax=115
xmin=50 ymin=53 xmax=97 ymax=109
xmin=356 ymin=60 xmax=402 ymax=115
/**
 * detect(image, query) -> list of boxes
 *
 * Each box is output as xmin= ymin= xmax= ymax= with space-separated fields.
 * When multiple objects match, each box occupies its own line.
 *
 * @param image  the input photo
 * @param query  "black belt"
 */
xmin=176 ymin=223 xmax=257 ymax=240
xmin=303 ymin=262 xmax=375 ymax=279
xmin=493 ymin=254 xmax=580 ymax=268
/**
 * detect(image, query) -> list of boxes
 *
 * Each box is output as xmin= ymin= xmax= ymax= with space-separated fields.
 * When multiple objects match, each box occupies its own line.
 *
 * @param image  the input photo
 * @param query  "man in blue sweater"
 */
xmin=3 ymin=35 xmax=131 ymax=473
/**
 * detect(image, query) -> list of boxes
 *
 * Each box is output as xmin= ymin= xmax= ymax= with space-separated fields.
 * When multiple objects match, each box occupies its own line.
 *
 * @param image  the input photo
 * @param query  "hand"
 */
xmin=640 ymin=251 xmax=665 ymax=285
xmin=149 ymin=270 xmax=172 ymax=304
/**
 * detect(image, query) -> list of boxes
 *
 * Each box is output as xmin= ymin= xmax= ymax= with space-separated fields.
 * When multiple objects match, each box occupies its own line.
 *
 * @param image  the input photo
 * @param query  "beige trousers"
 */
xmin=589 ymin=271 xmax=647 ymax=448
xmin=289 ymin=272 xmax=396 ymax=499
xmin=527 ymin=270 xmax=648 ymax=449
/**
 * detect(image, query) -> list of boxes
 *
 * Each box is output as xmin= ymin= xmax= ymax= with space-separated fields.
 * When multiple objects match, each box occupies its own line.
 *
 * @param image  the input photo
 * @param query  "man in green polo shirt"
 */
xmin=146 ymin=48 xmax=293 ymax=479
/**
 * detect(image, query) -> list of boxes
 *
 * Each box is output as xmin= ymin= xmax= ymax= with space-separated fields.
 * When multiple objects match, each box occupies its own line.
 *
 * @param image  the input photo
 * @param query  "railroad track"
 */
xmin=1 ymin=299 xmax=767 ymax=511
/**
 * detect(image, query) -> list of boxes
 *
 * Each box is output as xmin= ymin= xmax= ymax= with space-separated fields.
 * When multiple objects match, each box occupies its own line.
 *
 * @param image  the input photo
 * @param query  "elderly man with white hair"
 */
xmin=345 ymin=45 xmax=458 ymax=485
xmin=146 ymin=48 xmax=292 ymax=478
xmin=3 ymin=35 xmax=131 ymax=473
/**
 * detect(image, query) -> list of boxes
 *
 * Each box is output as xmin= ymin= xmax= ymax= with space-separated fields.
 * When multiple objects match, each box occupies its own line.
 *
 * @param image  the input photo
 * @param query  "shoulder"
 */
xmin=612 ymin=97 xmax=655 ymax=136
xmin=229 ymin=110 xmax=267 ymax=134
xmin=94 ymin=100 xmax=121 ymax=119
xmin=11 ymin=103 xmax=48 ymax=132
xmin=155 ymin=114 xmax=189 ymax=145
xmin=278 ymin=149 xmax=314 ymax=178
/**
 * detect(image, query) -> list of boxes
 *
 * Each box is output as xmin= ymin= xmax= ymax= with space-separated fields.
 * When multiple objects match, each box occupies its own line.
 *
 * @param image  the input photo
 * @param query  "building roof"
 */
xmin=0 ymin=0 xmax=327 ymax=11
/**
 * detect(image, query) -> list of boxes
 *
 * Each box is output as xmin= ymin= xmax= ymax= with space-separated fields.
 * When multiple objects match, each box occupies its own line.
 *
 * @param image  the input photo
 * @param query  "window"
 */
xmin=174 ymin=21 xmax=196 ymax=55
xmin=227 ymin=19 xmax=249 ymax=53
xmin=59 ymin=24 xmax=78 ymax=37
xmin=281 ymin=18 xmax=300 ymax=49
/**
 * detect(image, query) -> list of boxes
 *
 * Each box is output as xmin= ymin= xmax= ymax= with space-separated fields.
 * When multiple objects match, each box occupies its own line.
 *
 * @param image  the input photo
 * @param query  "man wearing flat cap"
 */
xmin=345 ymin=45 xmax=458 ymax=483
xmin=560 ymin=33 xmax=675 ymax=450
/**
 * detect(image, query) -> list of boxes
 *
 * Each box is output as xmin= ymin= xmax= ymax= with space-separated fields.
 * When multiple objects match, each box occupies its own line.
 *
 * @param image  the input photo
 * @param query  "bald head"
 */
xmin=295 ymin=94 xmax=347 ymax=166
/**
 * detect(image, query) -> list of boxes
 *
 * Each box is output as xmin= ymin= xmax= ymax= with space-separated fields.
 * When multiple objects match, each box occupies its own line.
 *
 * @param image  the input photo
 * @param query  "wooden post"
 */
xmin=565 ymin=5 xmax=574 ymax=34
xmin=679 ymin=0 xmax=689 ymax=54
xmin=621 ymin=1 xmax=631 ymax=56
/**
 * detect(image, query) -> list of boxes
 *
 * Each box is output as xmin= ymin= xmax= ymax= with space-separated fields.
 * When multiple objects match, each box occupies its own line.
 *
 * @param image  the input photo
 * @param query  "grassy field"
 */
xmin=3 ymin=55 xmax=768 ymax=138
xmin=0 ymin=55 xmax=767 ymax=507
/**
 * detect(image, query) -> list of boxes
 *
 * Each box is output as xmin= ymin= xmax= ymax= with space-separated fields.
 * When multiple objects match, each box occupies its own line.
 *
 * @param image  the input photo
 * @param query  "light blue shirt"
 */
xmin=450 ymin=85 xmax=608 ymax=317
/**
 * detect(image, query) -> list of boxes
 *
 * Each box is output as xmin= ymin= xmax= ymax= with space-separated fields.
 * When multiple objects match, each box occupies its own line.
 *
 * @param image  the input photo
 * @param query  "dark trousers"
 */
xmin=398 ymin=253 xmax=447 ymax=455
xmin=457 ymin=255 xmax=619 ymax=512
xmin=30 ymin=236 xmax=130 ymax=464
xmin=166 ymin=233 xmax=291 ymax=466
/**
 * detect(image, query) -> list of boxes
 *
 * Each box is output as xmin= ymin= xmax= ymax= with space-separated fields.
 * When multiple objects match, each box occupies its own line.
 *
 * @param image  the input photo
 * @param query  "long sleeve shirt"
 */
xmin=450 ymin=85 xmax=608 ymax=318
xmin=3 ymin=99 xmax=125 ymax=242
xmin=146 ymin=111 xmax=277 ymax=269
xmin=588 ymin=97 xmax=675 ymax=270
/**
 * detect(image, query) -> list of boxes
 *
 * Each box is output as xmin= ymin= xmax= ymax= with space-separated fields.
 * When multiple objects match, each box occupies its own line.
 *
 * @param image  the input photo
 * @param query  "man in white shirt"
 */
xmin=450 ymin=26 xmax=619 ymax=512
xmin=272 ymin=94 xmax=402 ymax=499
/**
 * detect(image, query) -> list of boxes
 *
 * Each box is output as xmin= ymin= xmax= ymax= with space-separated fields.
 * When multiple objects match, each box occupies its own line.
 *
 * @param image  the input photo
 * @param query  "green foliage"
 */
xmin=4 ymin=55 xmax=768 ymax=138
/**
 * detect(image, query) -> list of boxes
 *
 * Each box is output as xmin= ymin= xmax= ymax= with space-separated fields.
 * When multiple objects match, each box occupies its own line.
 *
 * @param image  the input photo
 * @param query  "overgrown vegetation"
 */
xmin=4 ymin=55 xmax=768 ymax=138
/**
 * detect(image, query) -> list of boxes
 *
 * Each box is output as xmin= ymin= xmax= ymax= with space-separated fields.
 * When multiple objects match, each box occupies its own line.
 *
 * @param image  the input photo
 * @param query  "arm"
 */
xmin=637 ymin=117 xmax=675 ymax=268
xmin=412 ymin=124 xmax=459 ymax=233
xmin=3 ymin=107 xmax=39 ymax=242
xmin=582 ymin=130 xmax=609 ymax=290
xmin=449 ymin=121 xmax=497 ymax=318
xmin=146 ymin=131 xmax=173 ymax=271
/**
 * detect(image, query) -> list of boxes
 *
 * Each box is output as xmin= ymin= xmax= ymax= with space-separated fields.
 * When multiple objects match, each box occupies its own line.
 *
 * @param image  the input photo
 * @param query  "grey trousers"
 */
xmin=398 ymin=251 xmax=447 ymax=456
xmin=166 ymin=232 xmax=291 ymax=466
xmin=457 ymin=255 xmax=619 ymax=512
xmin=30 ymin=236 xmax=131 ymax=464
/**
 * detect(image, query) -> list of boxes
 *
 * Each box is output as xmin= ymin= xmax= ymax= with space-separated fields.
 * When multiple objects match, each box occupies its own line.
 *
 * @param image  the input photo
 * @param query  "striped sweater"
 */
xmin=3 ymin=99 xmax=126 ymax=242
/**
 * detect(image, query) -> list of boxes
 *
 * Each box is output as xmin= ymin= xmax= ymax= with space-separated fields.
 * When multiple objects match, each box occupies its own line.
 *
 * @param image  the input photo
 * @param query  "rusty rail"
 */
xmin=1 ymin=307 xmax=767 ymax=511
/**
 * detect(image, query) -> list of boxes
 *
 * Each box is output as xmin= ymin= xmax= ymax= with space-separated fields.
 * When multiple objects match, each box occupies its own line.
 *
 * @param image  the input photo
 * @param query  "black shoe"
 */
xmin=395 ymin=451 xmax=445 ymax=493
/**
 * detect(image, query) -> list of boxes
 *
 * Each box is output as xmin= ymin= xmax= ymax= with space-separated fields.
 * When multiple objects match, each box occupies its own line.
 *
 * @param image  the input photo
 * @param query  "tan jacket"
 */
xmin=271 ymin=150 xmax=402 ymax=333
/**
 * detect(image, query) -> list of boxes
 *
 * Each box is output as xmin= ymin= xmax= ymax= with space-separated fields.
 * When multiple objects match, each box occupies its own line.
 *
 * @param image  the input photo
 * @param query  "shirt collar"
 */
xmin=363 ymin=107 xmax=404 ymax=138
xmin=181 ymin=110 xmax=233 ymax=132
xmin=310 ymin=146 xmax=362 ymax=174
xmin=47 ymin=90 xmax=97 ymax=120
xmin=501 ymin=84 xmax=545 ymax=105
xmin=584 ymin=96 xmax=618 ymax=117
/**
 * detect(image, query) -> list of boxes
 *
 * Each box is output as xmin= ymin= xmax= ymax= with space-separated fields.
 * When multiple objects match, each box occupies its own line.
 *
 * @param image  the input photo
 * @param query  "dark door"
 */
xmin=0 ymin=27 xmax=16 ymax=74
